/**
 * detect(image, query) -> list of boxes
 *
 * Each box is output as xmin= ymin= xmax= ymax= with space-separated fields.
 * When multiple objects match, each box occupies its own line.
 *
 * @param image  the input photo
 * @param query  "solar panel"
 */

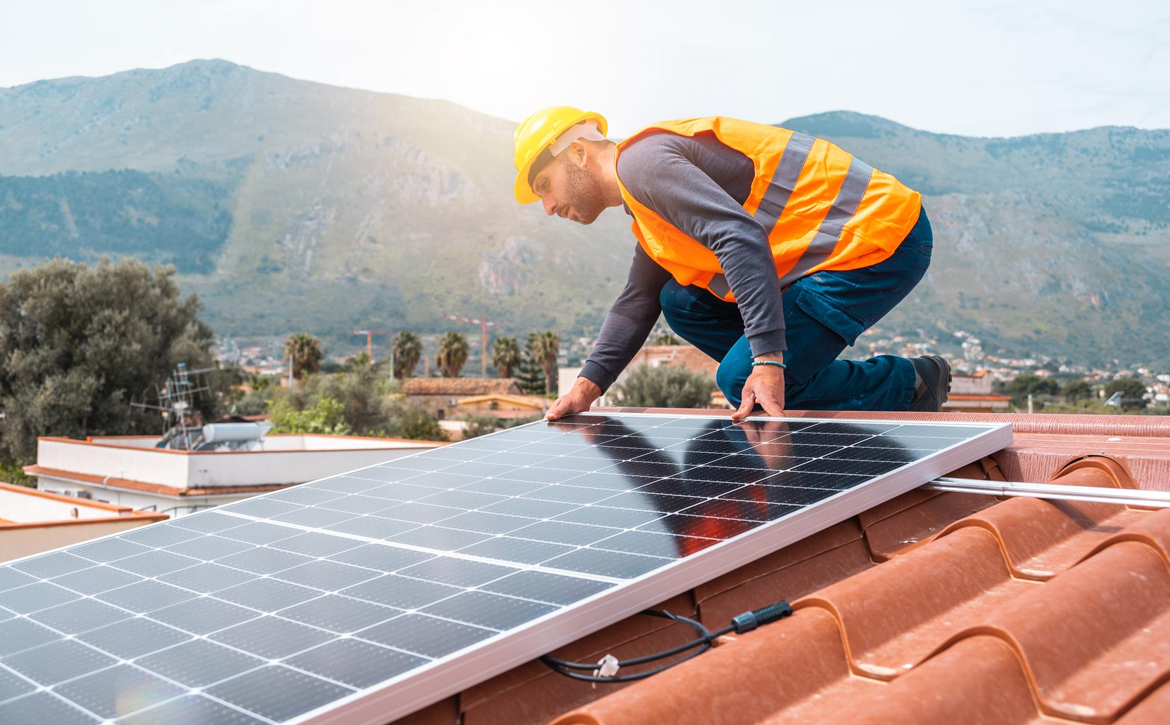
xmin=0 ymin=413 xmax=1010 ymax=723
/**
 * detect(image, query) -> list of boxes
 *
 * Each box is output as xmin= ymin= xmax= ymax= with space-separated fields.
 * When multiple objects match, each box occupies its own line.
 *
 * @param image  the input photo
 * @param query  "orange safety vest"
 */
xmin=614 ymin=117 xmax=922 ymax=302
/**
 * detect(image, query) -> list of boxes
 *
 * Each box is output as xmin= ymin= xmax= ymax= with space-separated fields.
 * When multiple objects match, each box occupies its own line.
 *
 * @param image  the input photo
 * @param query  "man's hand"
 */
xmin=732 ymin=355 xmax=786 ymax=420
xmin=546 ymin=377 xmax=603 ymax=421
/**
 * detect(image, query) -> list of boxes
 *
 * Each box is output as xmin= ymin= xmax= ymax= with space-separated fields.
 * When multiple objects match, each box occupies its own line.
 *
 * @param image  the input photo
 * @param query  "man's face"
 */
xmin=531 ymin=144 xmax=607 ymax=225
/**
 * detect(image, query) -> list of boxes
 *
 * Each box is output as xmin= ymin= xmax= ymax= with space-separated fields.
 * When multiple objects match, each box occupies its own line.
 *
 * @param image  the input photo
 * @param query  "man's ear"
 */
xmin=568 ymin=140 xmax=590 ymax=170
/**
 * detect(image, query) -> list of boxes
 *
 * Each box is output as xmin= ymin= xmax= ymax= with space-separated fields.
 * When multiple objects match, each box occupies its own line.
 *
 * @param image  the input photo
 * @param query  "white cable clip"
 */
xmin=592 ymin=654 xmax=620 ymax=679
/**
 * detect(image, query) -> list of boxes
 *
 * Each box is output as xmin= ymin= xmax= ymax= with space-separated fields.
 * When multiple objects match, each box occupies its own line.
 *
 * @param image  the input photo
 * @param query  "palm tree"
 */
xmin=653 ymin=331 xmax=682 ymax=345
xmin=528 ymin=331 xmax=561 ymax=394
xmin=284 ymin=333 xmax=322 ymax=382
xmin=246 ymin=372 xmax=271 ymax=392
xmin=491 ymin=336 xmax=523 ymax=378
xmin=436 ymin=332 xmax=470 ymax=378
xmin=392 ymin=332 xmax=423 ymax=379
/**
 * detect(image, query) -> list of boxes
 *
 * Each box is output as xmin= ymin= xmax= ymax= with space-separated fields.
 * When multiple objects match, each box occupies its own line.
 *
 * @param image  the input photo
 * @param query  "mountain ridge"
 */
xmin=1 ymin=60 xmax=1167 ymax=364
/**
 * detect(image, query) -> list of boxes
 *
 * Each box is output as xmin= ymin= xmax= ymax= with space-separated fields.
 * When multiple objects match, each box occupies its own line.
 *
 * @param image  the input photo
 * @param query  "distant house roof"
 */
xmin=455 ymin=394 xmax=547 ymax=410
xmin=401 ymin=378 xmax=522 ymax=396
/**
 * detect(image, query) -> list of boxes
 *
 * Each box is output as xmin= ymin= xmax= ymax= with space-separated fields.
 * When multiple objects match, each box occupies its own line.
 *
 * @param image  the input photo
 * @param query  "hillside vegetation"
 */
xmin=1 ymin=60 xmax=1166 ymax=363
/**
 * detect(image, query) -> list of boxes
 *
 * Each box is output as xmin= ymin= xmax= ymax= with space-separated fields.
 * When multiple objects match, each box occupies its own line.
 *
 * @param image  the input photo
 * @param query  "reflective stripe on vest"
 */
xmin=614 ymin=117 xmax=922 ymax=303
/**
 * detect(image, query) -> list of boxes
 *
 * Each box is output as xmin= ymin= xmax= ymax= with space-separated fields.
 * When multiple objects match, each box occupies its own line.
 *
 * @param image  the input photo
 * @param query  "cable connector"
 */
xmin=540 ymin=601 xmax=793 ymax=684
xmin=592 ymin=654 xmax=620 ymax=679
xmin=730 ymin=600 xmax=793 ymax=634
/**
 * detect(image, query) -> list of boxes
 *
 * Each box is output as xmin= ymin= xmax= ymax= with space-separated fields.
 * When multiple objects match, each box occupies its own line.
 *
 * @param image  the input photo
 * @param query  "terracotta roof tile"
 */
xmin=798 ymin=526 xmax=1037 ymax=679
xmin=971 ymin=540 xmax=1170 ymax=721
xmin=1115 ymin=681 xmax=1170 ymax=725
xmin=541 ymin=410 xmax=1170 ymax=725
xmin=814 ymin=636 xmax=1045 ymax=725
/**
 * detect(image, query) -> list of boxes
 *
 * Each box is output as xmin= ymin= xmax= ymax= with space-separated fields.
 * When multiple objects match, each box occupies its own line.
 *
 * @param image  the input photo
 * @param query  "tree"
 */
xmin=268 ymin=396 xmax=351 ymax=435
xmin=1063 ymin=379 xmax=1093 ymax=402
xmin=1105 ymin=377 xmax=1149 ymax=411
xmin=436 ymin=332 xmax=469 ymax=378
xmin=247 ymin=373 xmax=272 ymax=392
xmin=460 ymin=415 xmax=500 ymax=440
xmin=387 ymin=401 xmax=446 ymax=441
xmin=266 ymin=365 xmax=445 ymax=441
xmin=528 ymin=331 xmax=561 ymax=395
xmin=491 ymin=336 xmax=522 ymax=378
xmin=515 ymin=350 xmax=545 ymax=395
xmin=279 ymin=365 xmax=393 ymax=436
xmin=1003 ymin=375 xmax=1060 ymax=406
xmin=393 ymin=332 xmax=423 ymax=379
xmin=653 ymin=332 xmax=682 ymax=345
xmin=0 ymin=257 xmax=215 ymax=462
xmin=343 ymin=351 xmax=371 ymax=371
xmin=611 ymin=366 xmax=716 ymax=409
xmin=285 ymin=333 xmax=322 ymax=382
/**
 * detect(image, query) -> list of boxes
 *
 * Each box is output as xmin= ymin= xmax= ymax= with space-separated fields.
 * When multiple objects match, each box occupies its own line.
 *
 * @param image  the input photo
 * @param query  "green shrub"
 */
xmin=268 ymin=396 xmax=351 ymax=435
xmin=611 ymin=366 xmax=716 ymax=409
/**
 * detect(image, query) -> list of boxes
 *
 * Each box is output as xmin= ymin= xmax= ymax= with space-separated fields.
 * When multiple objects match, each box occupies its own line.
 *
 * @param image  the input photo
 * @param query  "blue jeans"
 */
xmin=659 ymin=206 xmax=933 ymax=411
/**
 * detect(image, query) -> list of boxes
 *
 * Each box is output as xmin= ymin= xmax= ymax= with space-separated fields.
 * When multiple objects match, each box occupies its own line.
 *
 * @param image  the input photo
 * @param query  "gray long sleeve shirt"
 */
xmin=579 ymin=130 xmax=787 ymax=392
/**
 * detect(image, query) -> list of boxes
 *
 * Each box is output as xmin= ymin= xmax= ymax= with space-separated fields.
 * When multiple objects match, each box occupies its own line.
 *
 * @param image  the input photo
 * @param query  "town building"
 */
xmin=401 ymin=378 xmax=526 ymax=419
xmin=0 ymin=482 xmax=166 ymax=562
xmin=942 ymin=369 xmax=1012 ymax=413
xmin=23 ymin=433 xmax=442 ymax=518
xmin=453 ymin=394 xmax=548 ymax=420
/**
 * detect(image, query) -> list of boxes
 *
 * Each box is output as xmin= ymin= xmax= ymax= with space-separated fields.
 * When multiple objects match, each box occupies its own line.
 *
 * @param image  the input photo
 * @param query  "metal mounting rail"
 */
xmin=923 ymin=477 xmax=1170 ymax=509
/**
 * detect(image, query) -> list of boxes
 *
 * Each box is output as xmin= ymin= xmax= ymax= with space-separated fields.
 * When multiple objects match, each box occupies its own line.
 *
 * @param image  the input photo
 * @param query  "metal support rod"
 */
xmin=924 ymin=476 xmax=1170 ymax=508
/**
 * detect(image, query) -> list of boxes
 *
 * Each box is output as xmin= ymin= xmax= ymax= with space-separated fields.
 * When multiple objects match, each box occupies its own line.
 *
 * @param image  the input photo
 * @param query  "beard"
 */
xmin=561 ymin=158 xmax=607 ymax=224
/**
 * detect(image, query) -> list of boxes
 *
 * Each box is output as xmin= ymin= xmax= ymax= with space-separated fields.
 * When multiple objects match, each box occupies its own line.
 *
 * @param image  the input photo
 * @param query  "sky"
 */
xmin=1 ymin=0 xmax=1168 ymax=138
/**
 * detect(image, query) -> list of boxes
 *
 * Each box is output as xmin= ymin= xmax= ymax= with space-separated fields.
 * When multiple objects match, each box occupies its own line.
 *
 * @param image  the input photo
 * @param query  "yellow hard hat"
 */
xmin=513 ymin=106 xmax=608 ymax=204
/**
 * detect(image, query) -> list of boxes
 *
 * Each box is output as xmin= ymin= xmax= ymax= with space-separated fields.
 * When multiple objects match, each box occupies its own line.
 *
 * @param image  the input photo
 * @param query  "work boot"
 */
xmin=909 ymin=355 xmax=951 ymax=412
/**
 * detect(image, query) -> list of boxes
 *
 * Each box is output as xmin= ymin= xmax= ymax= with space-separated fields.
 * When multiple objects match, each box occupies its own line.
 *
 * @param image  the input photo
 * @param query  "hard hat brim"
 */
xmin=514 ymin=168 xmax=541 ymax=205
xmin=513 ymin=110 xmax=607 ymax=205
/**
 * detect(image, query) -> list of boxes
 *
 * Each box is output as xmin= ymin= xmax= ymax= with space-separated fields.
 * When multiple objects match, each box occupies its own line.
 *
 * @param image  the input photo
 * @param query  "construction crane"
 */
xmin=445 ymin=314 xmax=497 ymax=376
xmin=351 ymin=328 xmax=388 ymax=365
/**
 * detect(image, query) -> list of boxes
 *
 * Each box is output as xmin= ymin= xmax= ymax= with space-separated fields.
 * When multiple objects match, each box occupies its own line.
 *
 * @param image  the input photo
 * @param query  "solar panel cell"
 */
xmin=94 ymin=580 xmax=195 ymax=614
xmin=285 ymin=638 xmax=428 ymax=689
xmin=117 ymin=694 xmax=266 ymax=725
xmin=0 ymin=691 xmax=99 ymax=724
xmin=204 ymin=665 xmax=353 ymax=722
xmin=53 ymin=663 xmax=184 ymax=719
xmin=2 ymin=639 xmax=116 ymax=685
xmin=358 ymin=613 xmax=495 ymax=658
xmin=26 ymin=597 xmax=129 ymax=635
xmin=136 ymin=638 xmax=265 ymax=688
xmin=0 ymin=664 xmax=34 ymax=703
xmin=209 ymin=615 xmax=334 ymax=659
xmin=75 ymin=617 xmax=191 ymax=660
xmin=0 ymin=618 xmax=59 ymax=657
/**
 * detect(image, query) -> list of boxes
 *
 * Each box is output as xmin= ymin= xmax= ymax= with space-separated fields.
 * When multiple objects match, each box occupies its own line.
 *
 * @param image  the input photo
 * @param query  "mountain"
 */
xmin=0 ymin=59 xmax=633 ymax=350
xmin=1 ymin=61 xmax=1167 ymax=364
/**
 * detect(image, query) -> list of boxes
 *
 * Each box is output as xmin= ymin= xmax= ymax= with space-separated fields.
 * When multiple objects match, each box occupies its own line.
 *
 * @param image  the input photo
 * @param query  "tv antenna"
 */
xmin=131 ymin=363 xmax=216 ymax=449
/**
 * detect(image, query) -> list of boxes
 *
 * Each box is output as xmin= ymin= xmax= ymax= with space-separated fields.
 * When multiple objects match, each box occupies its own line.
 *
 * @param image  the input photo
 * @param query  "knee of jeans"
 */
xmin=716 ymin=359 xmax=746 ymax=405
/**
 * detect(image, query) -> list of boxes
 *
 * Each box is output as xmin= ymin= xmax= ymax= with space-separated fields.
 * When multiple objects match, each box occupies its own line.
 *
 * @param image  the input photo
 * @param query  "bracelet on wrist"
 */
xmin=751 ymin=360 xmax=786 ymax=369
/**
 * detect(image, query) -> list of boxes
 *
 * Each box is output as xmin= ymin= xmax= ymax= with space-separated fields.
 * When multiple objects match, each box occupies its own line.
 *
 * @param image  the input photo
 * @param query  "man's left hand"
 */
xmin=732 ymin=356 xmax=786 ymax=420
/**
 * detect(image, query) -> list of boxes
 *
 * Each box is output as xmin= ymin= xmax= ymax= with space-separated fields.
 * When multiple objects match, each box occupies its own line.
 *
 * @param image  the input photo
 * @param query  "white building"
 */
xmin=25 ymin=433 xmax=442 ymax=517
xmin=0 ymin=482 xmax=167 ymax=562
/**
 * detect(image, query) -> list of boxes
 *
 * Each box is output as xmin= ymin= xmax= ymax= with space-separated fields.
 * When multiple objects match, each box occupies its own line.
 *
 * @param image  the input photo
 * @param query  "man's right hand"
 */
xmin=546 ymin=377 xmax=603 ymax=420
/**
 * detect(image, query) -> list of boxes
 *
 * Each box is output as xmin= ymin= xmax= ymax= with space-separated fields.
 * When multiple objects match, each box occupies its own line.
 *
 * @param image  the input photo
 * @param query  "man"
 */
xmin=512 ymin=107 xmax=950 ymax=421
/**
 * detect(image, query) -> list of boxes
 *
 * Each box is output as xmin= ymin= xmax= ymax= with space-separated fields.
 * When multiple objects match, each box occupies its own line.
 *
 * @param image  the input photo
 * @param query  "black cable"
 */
xmin=540 ymin=600 xmax=792 ymax=683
